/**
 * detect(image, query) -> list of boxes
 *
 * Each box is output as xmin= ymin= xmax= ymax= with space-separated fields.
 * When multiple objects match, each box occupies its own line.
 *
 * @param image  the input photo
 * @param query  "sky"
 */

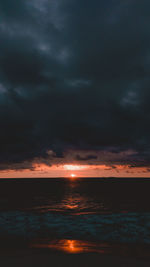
xmin=0 ymin=0 xmax=150 ymax=178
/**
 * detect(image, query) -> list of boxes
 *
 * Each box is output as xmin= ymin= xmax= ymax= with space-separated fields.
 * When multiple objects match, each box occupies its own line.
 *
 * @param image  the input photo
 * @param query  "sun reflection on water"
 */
xmin=30 ymin=239 xmax=109 ymax=254
xmin=33 ymin=178 xmax=104 ymax=214
xmin=30 ymin=239 xmax=150 ymax=258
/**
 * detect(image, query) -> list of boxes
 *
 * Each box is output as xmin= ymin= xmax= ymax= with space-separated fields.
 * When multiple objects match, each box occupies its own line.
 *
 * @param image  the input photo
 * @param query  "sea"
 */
xmin=0 ymin=178 xmax=150 ymax=258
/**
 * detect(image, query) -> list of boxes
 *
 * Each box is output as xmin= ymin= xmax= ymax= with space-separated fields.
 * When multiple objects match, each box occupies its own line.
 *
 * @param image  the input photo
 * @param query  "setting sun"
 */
xmin=70 ymin=174 xmax=76 ymax=178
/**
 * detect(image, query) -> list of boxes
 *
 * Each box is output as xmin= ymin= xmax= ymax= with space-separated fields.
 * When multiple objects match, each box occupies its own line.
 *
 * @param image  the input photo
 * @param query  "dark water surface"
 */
xmin=0 ymin=178 xmax=150 ymax=257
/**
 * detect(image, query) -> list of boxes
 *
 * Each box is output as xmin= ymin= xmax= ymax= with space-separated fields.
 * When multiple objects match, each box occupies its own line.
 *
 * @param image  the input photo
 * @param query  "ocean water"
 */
xmin=0 ymin=178 xmax=150 ymax=257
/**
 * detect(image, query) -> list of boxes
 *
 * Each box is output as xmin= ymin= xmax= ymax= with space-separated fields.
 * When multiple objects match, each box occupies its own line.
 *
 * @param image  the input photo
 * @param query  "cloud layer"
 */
xmin=0 ymin=0 xmax=150 ymax=170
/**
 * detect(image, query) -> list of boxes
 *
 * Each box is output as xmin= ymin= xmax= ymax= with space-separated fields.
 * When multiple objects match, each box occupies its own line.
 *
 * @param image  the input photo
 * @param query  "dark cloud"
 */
xmin=76 ymin=154 xmax=98 ymax=161
xmin=0 ymin=0 xmax=150 ymax=170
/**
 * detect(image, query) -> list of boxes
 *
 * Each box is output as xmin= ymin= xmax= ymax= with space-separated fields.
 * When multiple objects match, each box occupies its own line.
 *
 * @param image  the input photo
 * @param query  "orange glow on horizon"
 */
xmin=63 ymin=165 xmax=87 ymax=171
xmin=0 ymin=162 xmax=150 ymax=178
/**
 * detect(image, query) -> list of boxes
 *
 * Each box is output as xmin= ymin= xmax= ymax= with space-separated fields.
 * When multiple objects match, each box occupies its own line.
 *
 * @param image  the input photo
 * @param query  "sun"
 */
xmin=70 ymin=174 xmax=76 ymax=178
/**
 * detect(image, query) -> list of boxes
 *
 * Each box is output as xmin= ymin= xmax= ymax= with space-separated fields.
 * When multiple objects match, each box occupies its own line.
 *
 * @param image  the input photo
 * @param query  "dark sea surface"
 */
xmin=0 ymin=178 xmax=150 ymax=258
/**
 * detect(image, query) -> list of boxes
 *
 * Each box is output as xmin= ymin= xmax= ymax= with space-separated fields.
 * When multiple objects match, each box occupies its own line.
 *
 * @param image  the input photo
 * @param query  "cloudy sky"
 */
xmin=0 ymin=0 xmax=150 ymax=177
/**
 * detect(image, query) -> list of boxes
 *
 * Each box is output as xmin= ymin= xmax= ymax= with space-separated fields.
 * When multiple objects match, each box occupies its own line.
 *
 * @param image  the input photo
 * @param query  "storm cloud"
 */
xmin=0 ymin=0 xmax=150 ymax=169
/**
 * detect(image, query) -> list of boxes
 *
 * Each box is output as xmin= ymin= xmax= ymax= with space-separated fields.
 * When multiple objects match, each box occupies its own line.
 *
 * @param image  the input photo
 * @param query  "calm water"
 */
xmin=0 ymin=178 xmax=150 ymax=257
